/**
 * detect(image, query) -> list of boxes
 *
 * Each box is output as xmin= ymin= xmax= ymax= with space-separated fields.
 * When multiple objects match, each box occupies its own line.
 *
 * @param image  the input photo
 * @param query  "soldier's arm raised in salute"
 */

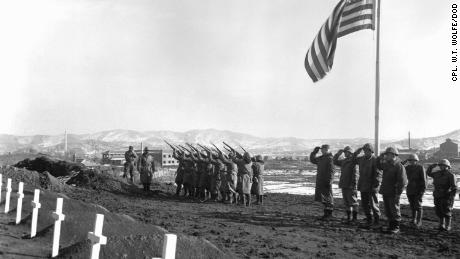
xmin=333 ymin=150 xmax=344 ymax=167
xmin=309 ymin=146 xmax=320 ymax=164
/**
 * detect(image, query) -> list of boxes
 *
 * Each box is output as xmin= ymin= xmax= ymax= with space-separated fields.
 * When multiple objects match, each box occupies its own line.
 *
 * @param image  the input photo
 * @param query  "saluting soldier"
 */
xmin=377 ymin=147 xmax=407 ymax=234
xmin=310 ymin=144 xmax=335 ymax=220
xmin=353 ymin=143 xmax=382 ymax=228
xmin=402 ymin=154 xmax=426 ymax=227
xmin=333 ymin=146 xmax=359 ymax=223
xmin=427 ymin=159 xmax=457 ymax=231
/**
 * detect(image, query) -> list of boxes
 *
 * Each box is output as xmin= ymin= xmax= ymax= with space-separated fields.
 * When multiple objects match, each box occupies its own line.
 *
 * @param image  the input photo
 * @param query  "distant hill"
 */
xmin=388 ymin=129 xmax=460 ymax=150
xmin=0 ymin=128 xmax=458 ymax=155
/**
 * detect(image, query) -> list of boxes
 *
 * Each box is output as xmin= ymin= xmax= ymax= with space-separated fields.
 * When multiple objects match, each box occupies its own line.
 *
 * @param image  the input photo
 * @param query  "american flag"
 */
xmin=305 ymin=0 xmax=375 ymax=82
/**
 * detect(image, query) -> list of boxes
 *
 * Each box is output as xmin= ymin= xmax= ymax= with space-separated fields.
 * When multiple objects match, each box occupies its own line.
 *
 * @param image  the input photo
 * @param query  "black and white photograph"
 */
xmin=1 ymin=0 xmax=460 ymax=258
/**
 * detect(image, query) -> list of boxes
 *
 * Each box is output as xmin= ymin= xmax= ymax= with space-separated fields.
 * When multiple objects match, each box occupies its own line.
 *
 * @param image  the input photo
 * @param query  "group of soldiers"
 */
xmin=311 ymin=143 xmax=458 ymax=234
xmin=123 ymin=146 xmax=156 ymax=191
xmin=166 ymin=142 xmax=265 ymax=206
xmin=123 ymin=142 xmax=458 ymax=234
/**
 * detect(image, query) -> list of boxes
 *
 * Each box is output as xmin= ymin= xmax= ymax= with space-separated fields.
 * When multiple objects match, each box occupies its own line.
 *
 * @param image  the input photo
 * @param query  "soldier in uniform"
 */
xmin=377 ymin=147 xmax=407 ymax=234
xmin=172 ymin=150 xmax=184 ymax=196
xmin=353 ymin=143 xmax=382 ymax=228
xmin=208 ymin=151 xmax=225 ymax=202
xmin=123 ymin=146 xmax=138 ymax=183
xmin=427 ymin=159 xmax=458 ymax=231
xmin=233 ymin=152 xmax=253 ymax=206
xmin=251 ymin=155 xmax=265 ymax=205
xmin=310 ymin=144 xmax=335 ymax=220
xmin=402 ymin=154 xmax=426 ymax=227
xmin=181 ymin=153 xmax=196 ymax=197
xmin=333 ymin=146 xmax=359 ymax=223
xmin=220 ymin=151 xmax=238 ymax=204
xmin=137 ymin=147 xmax=155 ymax=192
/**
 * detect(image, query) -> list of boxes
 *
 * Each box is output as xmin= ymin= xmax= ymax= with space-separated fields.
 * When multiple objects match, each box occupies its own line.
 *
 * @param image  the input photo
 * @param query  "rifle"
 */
xmin=223 ymin=142 xmax=242 ymax=158
xmin=223 ymin=146 xmax=232 ymax=153
xmin=178 ymin=145 xmax=192 ymax=154
xmin=197 ymin=143 xmax=211 ymax=153
xmin=164 ymin=140 xmax=176 ymax=151
xmin=211 ymin=143 xmax=222 ymax=154
xmin=186 ymin=143 xmax=199 ymax=153
xmin=239 ymin=145 xmax=247 ymax=153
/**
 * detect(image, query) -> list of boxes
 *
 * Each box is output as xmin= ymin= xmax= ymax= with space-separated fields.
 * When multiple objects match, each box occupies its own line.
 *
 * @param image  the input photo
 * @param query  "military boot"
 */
xmin=411 ymin=210 xmax=417 ymax=225
xmin=362 ymin=215 xmax=373 ymax=228
xmin=438 ymin=217 xmax=445 ymax=231
xmin=346 ymin=211 xmax=352 ymax=224
xmin=389 ymin=221 xmax=400 ymax=234
xmin=320 ymin=209 xmax=333 ymax=221
xmin=444 ymin=216 xmax=452 ymax=231
xmin=415 ymin=209 xmax=423 ymax=227
xmin=246 ymin=194 xmax=251 ymax=206
xmin=373 ymin=214 xmax=381 ymax=228
xmin=352 ymin=211 xmax=358 ymax=223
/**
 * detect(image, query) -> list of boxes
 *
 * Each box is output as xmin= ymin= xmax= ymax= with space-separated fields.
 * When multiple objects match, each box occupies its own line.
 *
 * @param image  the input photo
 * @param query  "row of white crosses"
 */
xmin=0 ymin=173 xmax=177 ymax=259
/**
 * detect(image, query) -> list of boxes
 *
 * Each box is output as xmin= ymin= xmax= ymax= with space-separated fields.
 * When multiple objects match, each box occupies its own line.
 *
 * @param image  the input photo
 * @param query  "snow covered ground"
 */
xmin=264 ymin=170 xmax=460 ymax=209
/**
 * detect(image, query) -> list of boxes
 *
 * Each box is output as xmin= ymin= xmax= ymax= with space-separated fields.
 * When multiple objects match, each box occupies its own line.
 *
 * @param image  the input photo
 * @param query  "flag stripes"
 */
xmin=305 ymin=0 xmax=375 ymax=82
xmin=339 ymin=0 xmax=374 ymax=38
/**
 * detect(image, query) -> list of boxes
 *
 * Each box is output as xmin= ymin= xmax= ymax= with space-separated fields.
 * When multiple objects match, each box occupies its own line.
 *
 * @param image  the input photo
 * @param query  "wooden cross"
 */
xmin=15 ymin=182 xmax=24 ymax=224
xmin=30 ymin=189 xmax=41 ymax=238
xmin=153 ymin=234 xmax=177 ymax=259
xmin=4 ymin=178 xmax=12 ymax=213
xmin=88 ymin=213 xmax=107 ymax=259
xmin=0 ymin=174 xmax=2 ymax=202
xmin=51 ymin=198 xmax=65 ymax=257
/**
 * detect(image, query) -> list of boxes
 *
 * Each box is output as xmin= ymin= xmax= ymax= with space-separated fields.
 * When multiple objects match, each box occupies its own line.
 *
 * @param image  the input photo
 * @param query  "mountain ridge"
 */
xmin=0 ymin=128 xmax=458 ymax=155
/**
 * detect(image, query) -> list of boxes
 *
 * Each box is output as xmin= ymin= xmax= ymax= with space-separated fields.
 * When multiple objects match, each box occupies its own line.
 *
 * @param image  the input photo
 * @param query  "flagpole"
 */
xmin=374 ymin=0 xmax=381 ymax=155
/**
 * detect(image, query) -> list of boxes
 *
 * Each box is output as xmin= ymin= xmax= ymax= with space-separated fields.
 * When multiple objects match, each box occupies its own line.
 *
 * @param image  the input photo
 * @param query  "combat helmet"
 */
xmin=362 ymin=143 xmax=374 ymax=153
xmin=384 ymin=147 xmax=399 ymax=156
xmin=255 ymin=155 xmax=264 ymax=162
xmin=343 ymin=146 xmax=354 ymax=153
xmin=407 ymin=154 xmax=419 ymax=161
xmin=438 ymin=159 xmax=452 ymax=169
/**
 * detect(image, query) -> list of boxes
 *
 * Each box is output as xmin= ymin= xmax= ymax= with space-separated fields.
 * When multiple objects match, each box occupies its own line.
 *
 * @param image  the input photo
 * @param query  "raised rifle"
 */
xmin=239 ymin=145 xmax=247 ymax=153
xmin=164 ymin=140 xmax=176 ymax=151
xmin=197 ymin=143 xmax=211 ymax=153
xmin=211 ymin=143 xmax=222 ymax=154
xmin=223 ymin=142 xmax=242 ymax=158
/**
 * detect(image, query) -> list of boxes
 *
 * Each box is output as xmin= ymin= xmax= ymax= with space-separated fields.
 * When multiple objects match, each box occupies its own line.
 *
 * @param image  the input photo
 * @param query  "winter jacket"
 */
xmin=353 ymin=152 xmax=382 ymax=193
xmin=405 ymin=164 xmax=427 ymax=195
xmin=333 ymin=153 xmax=358 ymax=190
xmin=377 ymin=158 xmax=407 ymax=196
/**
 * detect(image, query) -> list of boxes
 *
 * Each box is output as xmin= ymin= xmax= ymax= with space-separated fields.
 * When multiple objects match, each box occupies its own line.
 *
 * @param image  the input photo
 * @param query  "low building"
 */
xmin=434 ymin=139 xmax=459 ymax=159
xmin=102 ymin=149 xmax=177 ymax=167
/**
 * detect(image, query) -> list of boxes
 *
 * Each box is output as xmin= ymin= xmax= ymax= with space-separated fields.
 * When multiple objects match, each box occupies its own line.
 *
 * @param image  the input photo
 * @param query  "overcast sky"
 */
xmin=0 ymin=0 xmax=458 ymax=140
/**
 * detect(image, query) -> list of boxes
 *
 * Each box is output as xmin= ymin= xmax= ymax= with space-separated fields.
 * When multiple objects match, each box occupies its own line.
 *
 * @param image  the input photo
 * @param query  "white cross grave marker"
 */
xmin=30 ymin=189 xmax=41 ymax=238
xmin=88 ymin=213 xmax=107 ymax=259
xmin=4 ymin=178 xmax=12 ymax=213
xmin=51 ymin=198 xmax=65 ymax=257
xmin=15 ymin=182 xmax=24 ymax=224
xmin=0 ymin=174 xmax=3 ymax=202
xmin=153 ymin=234 xmax=177 ymax=259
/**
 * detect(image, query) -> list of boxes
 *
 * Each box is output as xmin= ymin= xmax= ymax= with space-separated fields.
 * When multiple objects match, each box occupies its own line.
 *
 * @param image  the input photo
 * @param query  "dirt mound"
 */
xmin=0 ymin=166 xmax=70 ymax=192
xmin=14 ymin=156 xmax=83 ymax=177
xmin=66 ymin=170 xmax=136 ymax=194
xmin=0 ymin=178 xmax=232 ymax=259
